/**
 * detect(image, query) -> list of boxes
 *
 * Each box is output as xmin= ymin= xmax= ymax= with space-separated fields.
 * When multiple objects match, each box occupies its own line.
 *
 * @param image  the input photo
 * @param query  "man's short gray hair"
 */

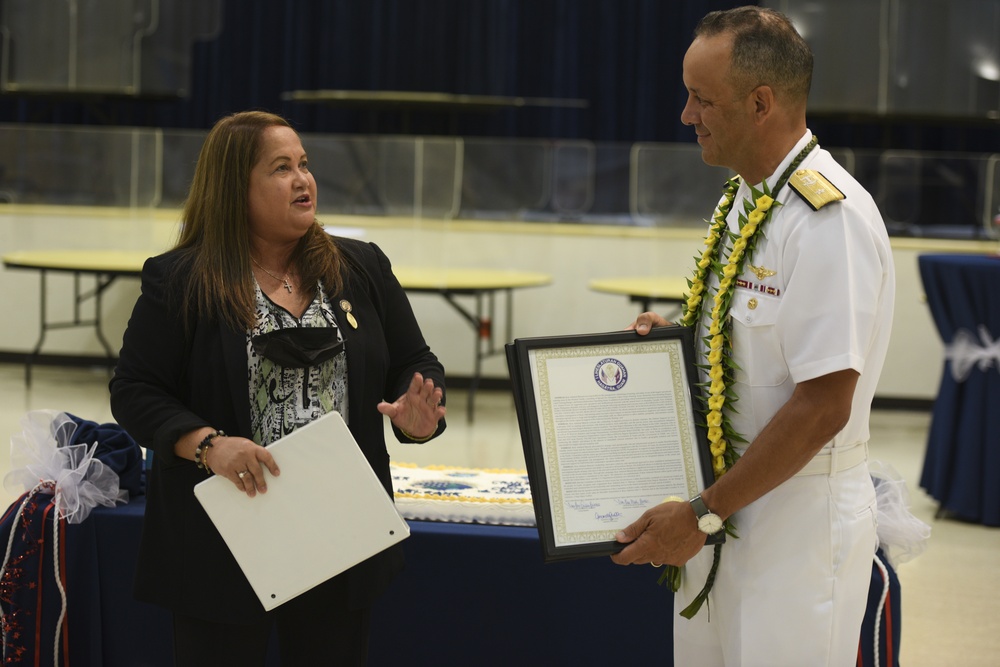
xmin=695 ymin=6 xmax=813 ymax=104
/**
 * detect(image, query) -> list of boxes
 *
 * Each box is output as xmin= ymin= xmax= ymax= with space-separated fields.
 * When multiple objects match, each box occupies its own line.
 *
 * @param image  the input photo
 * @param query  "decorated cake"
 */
xmin=391 ymin=462 xmax=536 ymax=526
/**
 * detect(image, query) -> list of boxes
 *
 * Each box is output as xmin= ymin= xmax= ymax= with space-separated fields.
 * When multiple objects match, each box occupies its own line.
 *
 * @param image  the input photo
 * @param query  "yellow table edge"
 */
xmin=2 ymin=251 xmax=554 ymax=292
xmin=2 ymin=250 xmax=154 ymax=274
xmin=588 ymin=275 xmax=689 ymax=299
xmin=393 ymin=267 xmax=552 ymax=290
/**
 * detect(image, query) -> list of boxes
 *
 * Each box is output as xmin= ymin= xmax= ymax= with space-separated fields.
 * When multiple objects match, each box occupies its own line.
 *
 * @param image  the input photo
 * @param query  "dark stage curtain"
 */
xmin=1 ymin=0 xmax=997 ymax=153
xmin=0 ymin=0 xmax=745 ymax=141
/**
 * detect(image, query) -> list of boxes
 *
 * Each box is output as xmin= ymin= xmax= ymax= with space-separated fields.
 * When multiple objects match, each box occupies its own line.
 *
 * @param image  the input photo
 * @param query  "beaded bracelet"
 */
xmin=194 ymin=430 xmax=225 ymax=474
xmin=399 ymin=427 xmax=434 ymax=443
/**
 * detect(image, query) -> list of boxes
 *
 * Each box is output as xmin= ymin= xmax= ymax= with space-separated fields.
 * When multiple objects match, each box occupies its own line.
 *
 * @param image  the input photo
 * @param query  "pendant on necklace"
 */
xmin=251 ymin=256 xmax=294 ymax=294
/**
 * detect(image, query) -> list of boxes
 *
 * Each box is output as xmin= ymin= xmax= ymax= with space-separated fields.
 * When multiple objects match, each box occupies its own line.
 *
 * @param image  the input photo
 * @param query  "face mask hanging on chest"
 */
xmin=250 ymin=327 xmax=344 ymax=369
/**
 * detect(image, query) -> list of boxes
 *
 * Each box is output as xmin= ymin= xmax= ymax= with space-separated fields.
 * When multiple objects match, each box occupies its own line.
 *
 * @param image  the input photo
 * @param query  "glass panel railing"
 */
xmin=876 ymin=149 xmax=995 ymax=238
xmin=551 ymin=140 xmax=595 ymax=218
xmin=306 ymin=135 xmax=462 ymax=219
xmin=985 ymin=155 xmax=1000 ymax=239
xmin=0 ymin=123 xmax=995 ymax=240
xmin=458 ymin=139 xmax=550 ymax=220
xmin=630 ymin=143 xmax=732 ymax=226
xmin=0 ymin=124 xmax=159 ymax=206
xmin=375 ymin=137 xmax=462 ymax=219
xmin=1 ymin=0 xmax=223 ymax=97
xmin=158 ymin=129 xmax=207 ymax=208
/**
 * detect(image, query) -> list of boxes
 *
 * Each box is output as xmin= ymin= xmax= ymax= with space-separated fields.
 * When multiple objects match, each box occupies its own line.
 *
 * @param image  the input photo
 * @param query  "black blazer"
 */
xmin=110 ymin=237 xmax=446 ymax=623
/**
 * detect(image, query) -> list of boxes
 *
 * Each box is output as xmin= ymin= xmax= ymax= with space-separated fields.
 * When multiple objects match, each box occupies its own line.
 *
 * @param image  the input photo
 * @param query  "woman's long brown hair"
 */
xmin=173 ymin=111 xmax=345 ymax=332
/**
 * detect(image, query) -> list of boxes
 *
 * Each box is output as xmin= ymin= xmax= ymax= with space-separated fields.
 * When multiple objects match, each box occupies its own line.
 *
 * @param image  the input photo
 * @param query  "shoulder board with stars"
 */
xmin=788 ymin=169 xmax=845 ymax=211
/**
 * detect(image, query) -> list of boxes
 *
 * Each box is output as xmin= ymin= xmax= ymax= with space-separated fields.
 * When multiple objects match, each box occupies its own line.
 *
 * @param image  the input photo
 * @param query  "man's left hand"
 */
xmin=610 ymin=500 xmax=707 ymax=566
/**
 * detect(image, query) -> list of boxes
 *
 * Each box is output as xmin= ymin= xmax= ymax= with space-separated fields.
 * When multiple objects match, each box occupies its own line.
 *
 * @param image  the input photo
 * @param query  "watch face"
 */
xmin=698 ymin=514 xmax=724 ymax=534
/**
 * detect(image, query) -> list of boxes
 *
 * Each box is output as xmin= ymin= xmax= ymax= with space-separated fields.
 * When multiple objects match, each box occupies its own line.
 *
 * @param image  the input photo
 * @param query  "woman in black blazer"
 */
xmin=110 ymin=111 xmax=446 ymax=666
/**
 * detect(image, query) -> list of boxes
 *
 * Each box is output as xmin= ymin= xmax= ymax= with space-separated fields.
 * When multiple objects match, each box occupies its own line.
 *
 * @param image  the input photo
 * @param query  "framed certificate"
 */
xmin=505 ymin=326 xmax=720 ymax=563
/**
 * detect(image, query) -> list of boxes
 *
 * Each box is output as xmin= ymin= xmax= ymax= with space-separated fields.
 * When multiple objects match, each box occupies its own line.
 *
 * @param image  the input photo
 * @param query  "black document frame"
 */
xmin=506 ymin=326 xmax=717 ymax=563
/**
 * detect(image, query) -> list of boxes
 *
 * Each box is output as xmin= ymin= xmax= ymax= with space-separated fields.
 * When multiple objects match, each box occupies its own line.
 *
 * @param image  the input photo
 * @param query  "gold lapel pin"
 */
xmin=339 ymin=299 xmax=358 ymax=329
xmin=749 ymin=264 xmax=776 ymax=281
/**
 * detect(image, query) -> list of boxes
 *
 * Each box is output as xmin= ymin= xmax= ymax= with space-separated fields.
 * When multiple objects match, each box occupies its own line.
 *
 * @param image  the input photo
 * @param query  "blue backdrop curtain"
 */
xmin=179 ymin=0 xmax=742 ymax=141
xmin=0 ymin=0 xmax=765 ymax=140
xmin=1 ymin=0 xmax=998 ymax=154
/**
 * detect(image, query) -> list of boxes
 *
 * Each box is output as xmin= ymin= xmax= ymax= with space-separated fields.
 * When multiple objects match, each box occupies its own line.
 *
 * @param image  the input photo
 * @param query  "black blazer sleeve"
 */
xmin=110 ymin=252 xmax=215 ymax=464
xmin=337 ymin=238 xmax=447 ymax=443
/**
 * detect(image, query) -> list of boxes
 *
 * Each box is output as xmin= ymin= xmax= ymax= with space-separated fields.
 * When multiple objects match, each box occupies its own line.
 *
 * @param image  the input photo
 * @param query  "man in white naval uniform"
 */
xmin=611 ymin=6 xmax=895 ymax=666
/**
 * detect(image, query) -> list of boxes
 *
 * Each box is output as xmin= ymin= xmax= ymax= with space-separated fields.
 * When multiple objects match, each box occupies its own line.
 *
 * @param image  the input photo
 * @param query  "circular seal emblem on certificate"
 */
xmin=594 ymin=358 xmax=627 ymax=391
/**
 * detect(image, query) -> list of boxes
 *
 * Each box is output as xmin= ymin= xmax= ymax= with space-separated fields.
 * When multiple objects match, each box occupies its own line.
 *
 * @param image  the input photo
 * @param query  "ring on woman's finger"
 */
xmin=238 ymin=471 xmax=247 ymax=479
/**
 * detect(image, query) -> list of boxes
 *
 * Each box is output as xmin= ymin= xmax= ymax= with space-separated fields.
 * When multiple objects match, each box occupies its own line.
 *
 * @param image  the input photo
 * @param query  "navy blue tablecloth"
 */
xmin=918 ymin=253 xmax=1000 ymax=526
xmin=368 ymin=520 xmax=674 ymax=666
xmin=6 ymin=497 xmax=896 ymax=665
xmin=55 ymin=500 xmax=674 ymax=666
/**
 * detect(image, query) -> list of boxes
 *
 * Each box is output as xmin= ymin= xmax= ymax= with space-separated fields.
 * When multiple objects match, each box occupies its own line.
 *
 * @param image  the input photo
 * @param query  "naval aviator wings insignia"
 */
xmin=788 ymin=169 xmax=845 ymax=211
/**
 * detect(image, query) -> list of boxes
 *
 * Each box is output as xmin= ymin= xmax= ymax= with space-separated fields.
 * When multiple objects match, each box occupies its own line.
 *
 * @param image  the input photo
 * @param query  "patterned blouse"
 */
xmin=247 ymin=281 xmax=348 ymax=445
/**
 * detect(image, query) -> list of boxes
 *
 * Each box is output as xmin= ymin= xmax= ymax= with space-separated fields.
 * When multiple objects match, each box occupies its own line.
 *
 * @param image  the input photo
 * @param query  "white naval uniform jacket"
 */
xmin=674 ymin=130 xmax=897 ymax=667
xmin=703 ymin=130 xmax=895 ymax=455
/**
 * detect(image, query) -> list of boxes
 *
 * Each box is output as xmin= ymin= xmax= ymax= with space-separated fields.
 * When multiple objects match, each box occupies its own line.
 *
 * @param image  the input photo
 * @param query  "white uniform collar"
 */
xmin=745 ymin=129 xmax=814 ymax=196
xmin=729 ymin=130 xmax=814 ymax=230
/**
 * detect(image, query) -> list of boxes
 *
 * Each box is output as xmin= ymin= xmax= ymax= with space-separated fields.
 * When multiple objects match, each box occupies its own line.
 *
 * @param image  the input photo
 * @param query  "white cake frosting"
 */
xmin=391 ymin=462 xmax=536 ymax=527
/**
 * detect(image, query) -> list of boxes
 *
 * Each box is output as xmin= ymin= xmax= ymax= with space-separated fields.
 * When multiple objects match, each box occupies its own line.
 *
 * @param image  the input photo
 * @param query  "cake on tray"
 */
xmin=391 ymin=462 xmax=536 ymax=527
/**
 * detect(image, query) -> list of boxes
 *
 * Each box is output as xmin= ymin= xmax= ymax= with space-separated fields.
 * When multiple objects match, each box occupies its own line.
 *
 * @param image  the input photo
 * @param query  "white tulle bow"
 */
xmin=870 ymin=460 xmax=931 ymax=569
xmin=3 ymin=410 xmax=125 ymax=524
xmin=945 ymin=325 xmax=1000 ymax=382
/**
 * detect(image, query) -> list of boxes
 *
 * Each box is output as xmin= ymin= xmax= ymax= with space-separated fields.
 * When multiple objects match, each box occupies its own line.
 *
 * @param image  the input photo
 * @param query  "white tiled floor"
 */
xmin=2 ymin=363 xmax=999 ymax=665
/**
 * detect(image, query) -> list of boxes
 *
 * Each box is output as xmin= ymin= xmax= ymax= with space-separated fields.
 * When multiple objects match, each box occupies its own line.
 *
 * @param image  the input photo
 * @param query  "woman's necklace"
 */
xmin=251 ymin=256 xmax=294 ymax=293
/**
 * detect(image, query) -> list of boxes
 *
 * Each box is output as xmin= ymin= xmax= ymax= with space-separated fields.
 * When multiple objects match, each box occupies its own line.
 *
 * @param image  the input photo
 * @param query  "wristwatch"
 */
xmin=689 ymin=495 xmax=724 ymax=535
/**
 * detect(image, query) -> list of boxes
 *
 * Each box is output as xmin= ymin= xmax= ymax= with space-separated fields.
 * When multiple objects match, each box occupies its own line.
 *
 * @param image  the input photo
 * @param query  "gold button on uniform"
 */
xmin=747 ymin=297 xmax=758 ymax=310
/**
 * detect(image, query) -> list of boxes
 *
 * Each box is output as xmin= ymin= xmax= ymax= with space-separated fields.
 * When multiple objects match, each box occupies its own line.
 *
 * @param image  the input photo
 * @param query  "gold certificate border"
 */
xmin=532 ymin=338 xmax=702 ymax=546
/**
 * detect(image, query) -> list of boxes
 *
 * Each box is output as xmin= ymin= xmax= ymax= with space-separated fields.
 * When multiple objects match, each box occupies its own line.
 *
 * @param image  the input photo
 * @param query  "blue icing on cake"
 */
xmin=493 ymin=480 xmax=530 ymax=495
xmin=414 ymin=480 xmax=474 ymax=491
xmin=390 ymin=463 xmax=536 ymax=527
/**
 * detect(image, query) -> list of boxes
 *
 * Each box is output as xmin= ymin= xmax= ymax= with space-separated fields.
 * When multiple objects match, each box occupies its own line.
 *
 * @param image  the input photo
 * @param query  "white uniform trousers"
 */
xmin=673 ymin=461 xmax=877 ymax=667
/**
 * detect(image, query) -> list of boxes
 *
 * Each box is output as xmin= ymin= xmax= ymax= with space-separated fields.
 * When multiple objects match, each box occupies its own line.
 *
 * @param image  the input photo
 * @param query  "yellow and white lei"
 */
xmin=661 ymin=136 xmax=819 ymax=618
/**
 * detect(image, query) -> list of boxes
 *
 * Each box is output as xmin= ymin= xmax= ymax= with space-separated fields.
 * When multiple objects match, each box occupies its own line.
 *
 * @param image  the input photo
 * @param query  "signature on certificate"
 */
xmin=614 ymin=498 xmax=650 ymax=508
xmin=566 ymin=500 xmax=601 ymax=511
